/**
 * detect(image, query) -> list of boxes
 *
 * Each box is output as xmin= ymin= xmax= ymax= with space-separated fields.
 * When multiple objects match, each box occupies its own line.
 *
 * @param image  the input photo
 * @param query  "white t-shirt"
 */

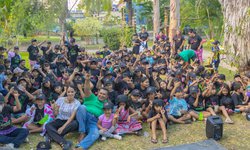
xmin=56 ymin=97 xmax=80 ymax=120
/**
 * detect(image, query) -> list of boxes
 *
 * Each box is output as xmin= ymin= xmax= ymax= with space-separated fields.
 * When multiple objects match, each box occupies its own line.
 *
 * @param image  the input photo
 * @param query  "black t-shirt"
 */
xmin=188 ymin=34 xmax=203 ymax=50
xmin=27 ymin=45 xmax=39 ymax=60
xmin=33 ymin=105 xmax=45 ymax=123
xmin=139 ymin=32 xmax=149 ymax=41
xmin=173 ymin=35 xmax=185 ymax=50
xmin=187 ymin=95 xmax=205 ymax=111
xmin=31 ymin=76 xmax=43 ymax=92
xmin=67 ymin=45 xmax=79 ymax=59
xmin=11 ymin=54 xmax=21 ymax=69
xmin=0 ymin=105 xmax=14 ymax=131
xmin=231 ymin=93 xmax=244 ymax=106
xmin=130 ymin=100 xmax=142 ymax=111
xmin=8 ymin=92 xmax=29 ymax=113
xmin=205 ymin=95 xmax=219 ymax=107
xmin=40 ymin=46 xmax=50 ymax=60
xmin=48 ymin=52 xmax=60 ymax=62
xmin=132 ymin=39 xmax=141 ymax=54
xmin=219 ymin=95 xmax=235 ymax=110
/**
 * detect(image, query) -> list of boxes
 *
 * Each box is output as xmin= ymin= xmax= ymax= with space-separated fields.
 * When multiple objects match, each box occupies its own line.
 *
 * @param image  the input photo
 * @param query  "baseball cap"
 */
xmin=146 ymin=86 xmax=156 ymax=94
xmin=153 ymin=99 xmax=164 ymax=107
xmin=117 ymin=94 xmax=128 ymax=103
xmin=218 ymin=74 xmax=226 ymax=80
xmin=130 ymin=89 xmax=141 ymax=97
xmin=36 ymin=94 xmax=46 ymax=100
xmin=103 ymin=102 xmax=113 ymax=109
xmin=31 ymin=39 xmax=37 ymax=42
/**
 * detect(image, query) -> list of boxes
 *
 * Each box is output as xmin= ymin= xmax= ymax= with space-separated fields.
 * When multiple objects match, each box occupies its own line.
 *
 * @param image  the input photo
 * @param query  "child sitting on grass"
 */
xmin=23 ymin=94 xmax=54 ymax=135
xmin=97 ymin=102 xmax=122 ymax=141
xmin=147 ymin=99 xmax=168 ymax=144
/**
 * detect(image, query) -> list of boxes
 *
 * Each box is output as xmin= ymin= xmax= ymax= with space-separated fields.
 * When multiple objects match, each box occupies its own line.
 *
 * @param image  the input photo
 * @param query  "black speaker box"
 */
xmin=206 ymin=116 xmax=223 ymax=140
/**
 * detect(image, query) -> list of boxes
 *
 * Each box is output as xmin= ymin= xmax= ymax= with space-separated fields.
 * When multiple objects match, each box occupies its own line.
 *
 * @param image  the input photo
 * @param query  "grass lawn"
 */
xmin=20 ymin=114 xmax=249 ymax=150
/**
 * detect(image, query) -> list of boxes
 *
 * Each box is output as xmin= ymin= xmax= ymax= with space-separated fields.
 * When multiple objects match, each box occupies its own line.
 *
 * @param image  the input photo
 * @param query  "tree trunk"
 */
xmin=60 ymin=0 xmax=68 ymax=33
xmin=169 ymin=0 xmax=180 ymax=42
xmin=127 ymin=0 xmax=133 ymax=27
xmin=153 ymin=0 xmax=160 ymax=39
xmin=219 ymin=0 xmax=250 ymax=72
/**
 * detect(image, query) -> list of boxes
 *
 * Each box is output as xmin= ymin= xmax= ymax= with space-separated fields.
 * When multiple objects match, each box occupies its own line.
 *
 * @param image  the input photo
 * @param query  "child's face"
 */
xmin=147 ymin=93 xmax=155 ymax=100
xmin=175 ymin=92 xmax=183 ymax=99
xmin=154 ymin=105 xmax=162 ymax=112
xmin=36 ymin=100 xmax=45 ymax=107
xmin=55 ymin=86 xmax=62 ymax=93
xmin=142 ymin=79 xmax=149 ymax=88
xmin=160 ymin=69 xmax=165 ymax=75
xmin=131 ymin=95 xmax=139 ymax=102
xmin=119 ymin=102 xmax=126 ymax=110
xmin=222 ymin=88 xmax=228 ymax=95
xmin=105 ymin=84 xmax=113 ymax=91
xmin=211 ymin=87 xmax=217 ymax=95
xmin=160 ymin=82 xmax=167 ymax=89
xmin=104 ymin=108 xmax=112 ymax=115
xmin=32 ymin=71 xmax=39 ymax=77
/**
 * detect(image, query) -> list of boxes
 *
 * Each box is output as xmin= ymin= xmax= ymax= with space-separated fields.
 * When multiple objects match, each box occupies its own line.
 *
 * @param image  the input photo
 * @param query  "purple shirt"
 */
xmin=98 ymin=113 xmax=114 ymax=129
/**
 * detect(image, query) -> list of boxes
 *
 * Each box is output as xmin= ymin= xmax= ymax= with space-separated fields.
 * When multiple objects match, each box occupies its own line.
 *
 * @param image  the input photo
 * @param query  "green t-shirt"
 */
xmin=179 ymin=49 xmax=196 ymax=62
xmin=83 ymin=93 xmax=107 ymax=117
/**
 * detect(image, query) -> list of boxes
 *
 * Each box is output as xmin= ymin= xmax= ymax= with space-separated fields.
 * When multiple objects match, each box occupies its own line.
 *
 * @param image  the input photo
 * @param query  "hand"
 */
xmin=13 ymin=92 xmax=20 ymax=98
xmin=101 ymin=128 xmax=108 ymax=132
xmin=58 ymin=126 xmax=65 ymax=134
xmin=9 ymin=87 xmax=14 ymax=93
xmin=174 ymin=81 xmax=181 ymax=87
xmin=161 ymin=109 xmax=165 ymax=115
xmin=77 ymin=84 xmax=83 ymax=90
xmin=74 ymin=68 xmax=79 ymax=73
xmin=127 ymin=116 xmax=131 ymax=123
xmin=155 ymin=113 xmax=161 ymax=119
xmin=114 ymin=113 xmax=119 ymax=119
xmin=19 ymin=85 xmax=26 ymax=92
xmin=156 ymin=92 xmax=162 ymax=98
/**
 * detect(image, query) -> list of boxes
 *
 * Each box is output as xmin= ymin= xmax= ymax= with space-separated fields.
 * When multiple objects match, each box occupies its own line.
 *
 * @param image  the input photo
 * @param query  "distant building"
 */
xmin=68 ymin=0 xmax=84 ymax=19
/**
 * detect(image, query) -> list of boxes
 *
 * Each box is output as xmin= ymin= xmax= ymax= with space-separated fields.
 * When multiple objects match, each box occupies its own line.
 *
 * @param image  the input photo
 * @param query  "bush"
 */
xmin=101 ymin=28 xmax=121 ymax=50
xmin=120 ymin=26 xmax=134 ymax=47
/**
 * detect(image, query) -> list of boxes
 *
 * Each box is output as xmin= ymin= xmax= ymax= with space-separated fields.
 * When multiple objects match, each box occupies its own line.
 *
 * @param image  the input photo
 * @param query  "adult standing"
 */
xmin=138 ymin=26 xmax=149 ymax=53
xmin=27 ymin=39 xmax=39 ymax=68
xmin=75 ymin=73 xmax=109 ymax=150
xmin=45 ymin=86 xmax=80 ymax=150
xmin=173 ymin=30 xmax=185 ymax=53
xmin=187 ymin=29 xmax=203 ymax=63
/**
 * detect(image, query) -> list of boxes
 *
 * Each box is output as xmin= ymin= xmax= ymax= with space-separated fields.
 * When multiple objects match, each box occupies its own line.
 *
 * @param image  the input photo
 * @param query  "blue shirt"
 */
xmin=0 ymin=73 xmax=7 ymax=91
xmin=168 ymin=97 xmax=188 ymax=116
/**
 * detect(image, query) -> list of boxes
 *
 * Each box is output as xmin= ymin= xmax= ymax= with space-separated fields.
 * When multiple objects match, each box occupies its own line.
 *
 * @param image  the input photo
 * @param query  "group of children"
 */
xmin=0 ymin=31 xmax=250 ymax=149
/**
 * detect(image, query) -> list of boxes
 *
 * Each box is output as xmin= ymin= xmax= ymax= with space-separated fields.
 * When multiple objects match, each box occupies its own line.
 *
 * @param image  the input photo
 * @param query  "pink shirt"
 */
xmin=98 ymin=114 xmax=114 ymax=129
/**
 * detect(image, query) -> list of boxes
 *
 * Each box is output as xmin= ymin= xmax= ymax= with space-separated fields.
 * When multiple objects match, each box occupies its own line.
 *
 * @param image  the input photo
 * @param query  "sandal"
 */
xmin=225 ymin=118 xmax=234 ymax=124
xmin=162 ymin=138 xmax=169 ymax=144
xmin=151 ymin=138 xmax=158 ymax=144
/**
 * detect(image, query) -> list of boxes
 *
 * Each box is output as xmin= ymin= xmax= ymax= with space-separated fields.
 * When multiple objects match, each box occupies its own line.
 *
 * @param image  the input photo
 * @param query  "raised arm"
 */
xmin=84 ymin=73 xmax=92 ymax=97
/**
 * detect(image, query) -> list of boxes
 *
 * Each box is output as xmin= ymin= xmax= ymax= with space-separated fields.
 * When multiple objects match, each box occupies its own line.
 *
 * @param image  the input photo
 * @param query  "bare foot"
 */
xmin=78 ymin=133 xmax=86 ymax=143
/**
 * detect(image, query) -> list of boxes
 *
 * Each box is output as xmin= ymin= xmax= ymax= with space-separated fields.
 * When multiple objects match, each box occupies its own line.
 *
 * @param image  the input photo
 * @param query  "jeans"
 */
xmin=45 ymin=119 xmax=78 ymax=145
xmin=0 ymin=128 xmax=29 ymax=148
xmin=76 ymin=105 xmax=99 ymax=150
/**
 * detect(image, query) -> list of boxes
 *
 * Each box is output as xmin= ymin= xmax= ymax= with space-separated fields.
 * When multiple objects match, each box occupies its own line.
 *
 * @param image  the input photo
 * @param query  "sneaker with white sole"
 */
xmin=3 ymin=143 xmax=16 ymax=150
xmin=114 ymin=134 xmax=122 ymax=140
xmin=101 ymin=136 xmax=107 ymax=141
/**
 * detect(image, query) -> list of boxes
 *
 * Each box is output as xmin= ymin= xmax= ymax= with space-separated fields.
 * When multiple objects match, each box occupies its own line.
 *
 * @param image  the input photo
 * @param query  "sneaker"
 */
xmin=101 ymin=136 xmax=107 ymax=141
xmin=24 ymin=137 xmax=29 ymax=143
xmin=114 ymin=134 xmax=122 ymax=140
xmin=3 ymin=143 xmax=16 ymax=150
